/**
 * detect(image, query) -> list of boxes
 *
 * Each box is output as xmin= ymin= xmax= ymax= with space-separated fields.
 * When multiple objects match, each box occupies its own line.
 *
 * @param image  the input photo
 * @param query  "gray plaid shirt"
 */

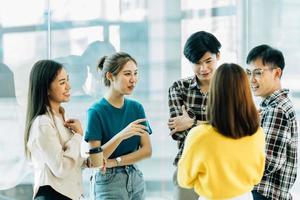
xmin=168 ymin=76 xmax=208 ymax=166
xmin=254 ymin=89 xmax=298 ymax=200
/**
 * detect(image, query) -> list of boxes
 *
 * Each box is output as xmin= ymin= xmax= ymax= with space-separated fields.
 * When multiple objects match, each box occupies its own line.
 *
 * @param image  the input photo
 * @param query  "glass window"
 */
xmin=0 ymin=0 xmax=299 ymax=199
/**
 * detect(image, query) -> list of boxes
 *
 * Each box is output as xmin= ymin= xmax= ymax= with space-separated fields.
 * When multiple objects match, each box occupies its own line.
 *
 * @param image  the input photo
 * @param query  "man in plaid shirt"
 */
xmin=246 ymin=44 xmax=298 ymax=200
xmin=167 ymin=31 xmax=221 ymax=200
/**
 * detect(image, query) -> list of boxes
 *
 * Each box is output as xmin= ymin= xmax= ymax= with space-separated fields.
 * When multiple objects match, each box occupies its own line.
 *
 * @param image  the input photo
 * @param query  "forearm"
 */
xmin=171 ymin=120 xmax=206 ymax=140
xmin=101 ymin=134 xmax=123 ymax=158
xmin=109 ymin=146 xmax=152 ymax=167
xmin=180 ymin=118 xmax=208 ymax=129
xmin=168 ymin=105 xmax=198 ymax=137
xmin=89 ymin=135 xmax=123 ymax=159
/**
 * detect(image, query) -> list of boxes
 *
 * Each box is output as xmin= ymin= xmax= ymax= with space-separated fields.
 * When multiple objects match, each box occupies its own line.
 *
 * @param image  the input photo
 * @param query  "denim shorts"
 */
xmin=90 ymin=165 xmax=145 ymax=200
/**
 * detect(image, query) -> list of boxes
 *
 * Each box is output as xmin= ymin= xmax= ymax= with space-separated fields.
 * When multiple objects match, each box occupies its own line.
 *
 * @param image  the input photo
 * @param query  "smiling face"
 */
xmin=110 ymin=60 xmax=138 ymax=95
xmin=192 ymin=52 xmax=220 ymax=82
xmin=246 ymin=58 xmax=282 ymax=98
xmin=48 ymin=68 xmax=71 ymax=106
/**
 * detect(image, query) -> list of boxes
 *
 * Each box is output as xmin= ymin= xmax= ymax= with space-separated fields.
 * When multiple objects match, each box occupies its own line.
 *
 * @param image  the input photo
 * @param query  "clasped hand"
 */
xmin=64 ymin=119 xmax=83 ymax=135
xmin=168 ymin=105 xmax=193 ymax=135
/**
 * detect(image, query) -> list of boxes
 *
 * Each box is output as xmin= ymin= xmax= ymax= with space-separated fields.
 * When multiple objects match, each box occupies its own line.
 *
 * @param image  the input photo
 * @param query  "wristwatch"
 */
xmin=115 ymin=156 xmax=122 ymax=166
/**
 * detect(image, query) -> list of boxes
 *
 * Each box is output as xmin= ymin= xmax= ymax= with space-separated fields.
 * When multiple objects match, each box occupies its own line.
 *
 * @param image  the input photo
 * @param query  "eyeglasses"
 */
xmin=245 ymin=68 xmax=270 ymax=79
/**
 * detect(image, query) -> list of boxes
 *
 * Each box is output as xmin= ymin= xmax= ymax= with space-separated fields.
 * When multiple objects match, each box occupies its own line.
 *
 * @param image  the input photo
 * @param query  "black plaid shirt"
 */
xmin=254 ymin=89 xmax=298 ymax=200
xmin=168 ymin=76 xmax=208 ymax=166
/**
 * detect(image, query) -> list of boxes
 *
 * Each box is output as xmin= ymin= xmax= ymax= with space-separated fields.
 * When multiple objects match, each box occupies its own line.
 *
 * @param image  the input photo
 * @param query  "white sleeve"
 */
xmin=36 ymin=123 xmax=82 ymax=178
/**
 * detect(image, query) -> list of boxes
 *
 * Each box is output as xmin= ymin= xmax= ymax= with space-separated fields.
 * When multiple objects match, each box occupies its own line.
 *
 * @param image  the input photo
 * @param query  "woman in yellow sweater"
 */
xmin=178 ymin=63 xmax=265 ymax=200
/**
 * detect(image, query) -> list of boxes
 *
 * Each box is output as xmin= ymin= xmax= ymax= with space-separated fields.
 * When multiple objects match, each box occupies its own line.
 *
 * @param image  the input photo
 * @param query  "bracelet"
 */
xmin=89 ymin=146 xmax=103 ymax=154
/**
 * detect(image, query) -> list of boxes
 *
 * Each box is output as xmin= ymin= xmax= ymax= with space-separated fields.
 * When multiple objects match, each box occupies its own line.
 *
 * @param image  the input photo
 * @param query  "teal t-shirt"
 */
xmin=84 ymin=98 xmax=152 ymax=159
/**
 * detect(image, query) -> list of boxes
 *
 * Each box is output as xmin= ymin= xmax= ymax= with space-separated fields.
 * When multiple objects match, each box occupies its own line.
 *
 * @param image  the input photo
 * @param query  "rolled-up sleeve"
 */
xmin=168 ymin=83 xmax=189 ymax=141
xmin=262 ymin=108 xmax=290 ymax=175
xmin=177 ymin=129 xmax=203 ymax=188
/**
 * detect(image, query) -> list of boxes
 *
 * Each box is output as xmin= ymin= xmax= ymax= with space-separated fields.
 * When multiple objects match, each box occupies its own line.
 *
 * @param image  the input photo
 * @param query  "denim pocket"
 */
xmin=95 ymin=171 xmax=116 ymax=185
xmin=136 ymin=169 xmax=144 ymax=178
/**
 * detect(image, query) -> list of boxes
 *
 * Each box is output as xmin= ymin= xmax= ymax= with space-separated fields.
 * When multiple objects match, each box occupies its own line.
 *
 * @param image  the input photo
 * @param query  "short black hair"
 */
xmin=183 ymin=31 xmax=221 ymax=64
xmin=246 ymin=44 xmax=285 ymax=70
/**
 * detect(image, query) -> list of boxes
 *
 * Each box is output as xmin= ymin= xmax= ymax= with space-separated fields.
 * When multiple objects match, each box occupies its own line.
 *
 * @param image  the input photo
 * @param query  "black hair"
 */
xmin=246 ymin=44 xmax=285 ymax=70
xmin=97 ymin=52 xmax=137 ymax=87
xmin=24 ymin=60 xmax=63 ymax=158
xmin=183 ymin=31 xmax=221 ymax=64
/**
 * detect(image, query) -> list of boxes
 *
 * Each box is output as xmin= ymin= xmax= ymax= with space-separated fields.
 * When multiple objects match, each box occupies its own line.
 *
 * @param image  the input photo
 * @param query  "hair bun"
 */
xmin=97 ymin=56 xmax=107 ymax=71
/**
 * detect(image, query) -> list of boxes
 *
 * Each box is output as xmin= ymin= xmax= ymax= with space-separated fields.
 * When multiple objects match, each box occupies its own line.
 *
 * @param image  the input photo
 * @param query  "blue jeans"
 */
xmin=90 ymin=165 xmax=145 ymax=200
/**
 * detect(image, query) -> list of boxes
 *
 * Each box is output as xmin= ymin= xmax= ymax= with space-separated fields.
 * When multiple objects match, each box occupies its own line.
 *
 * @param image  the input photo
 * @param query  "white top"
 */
xmin=27 ymin=109 xmax=84 ymax=200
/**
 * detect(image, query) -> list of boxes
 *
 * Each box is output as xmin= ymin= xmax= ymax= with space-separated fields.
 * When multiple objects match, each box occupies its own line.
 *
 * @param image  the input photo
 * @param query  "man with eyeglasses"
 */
xmin=167 ymin=31 xmax=221 ymax=200
xmin=246 ymin=44 xmax=298 ymax=200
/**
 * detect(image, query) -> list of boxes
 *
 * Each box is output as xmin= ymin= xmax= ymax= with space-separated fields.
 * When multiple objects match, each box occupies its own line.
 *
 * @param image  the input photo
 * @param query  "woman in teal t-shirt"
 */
xmin=85 ymin=52 xmax=152 ymax=200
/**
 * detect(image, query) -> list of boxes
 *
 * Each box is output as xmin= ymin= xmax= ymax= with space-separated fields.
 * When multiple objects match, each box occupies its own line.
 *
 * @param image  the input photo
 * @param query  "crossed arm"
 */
xmin=89 ymin=119 xmax=152 ymax=168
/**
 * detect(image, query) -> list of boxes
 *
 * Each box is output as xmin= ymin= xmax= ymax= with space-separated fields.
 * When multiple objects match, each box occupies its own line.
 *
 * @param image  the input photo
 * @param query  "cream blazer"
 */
xmin=27 ymin=109 xmax=85 ymax=200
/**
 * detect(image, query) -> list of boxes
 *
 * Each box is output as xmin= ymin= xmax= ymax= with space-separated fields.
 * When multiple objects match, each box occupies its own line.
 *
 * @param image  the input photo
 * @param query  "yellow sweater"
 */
xmin=178 ymin=124 xmax=265 ymax=199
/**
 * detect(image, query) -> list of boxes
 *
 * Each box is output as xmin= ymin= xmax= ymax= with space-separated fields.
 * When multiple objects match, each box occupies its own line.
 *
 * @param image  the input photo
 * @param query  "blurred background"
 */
xmin=0 ymin=0 xmax=299 ymax=199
